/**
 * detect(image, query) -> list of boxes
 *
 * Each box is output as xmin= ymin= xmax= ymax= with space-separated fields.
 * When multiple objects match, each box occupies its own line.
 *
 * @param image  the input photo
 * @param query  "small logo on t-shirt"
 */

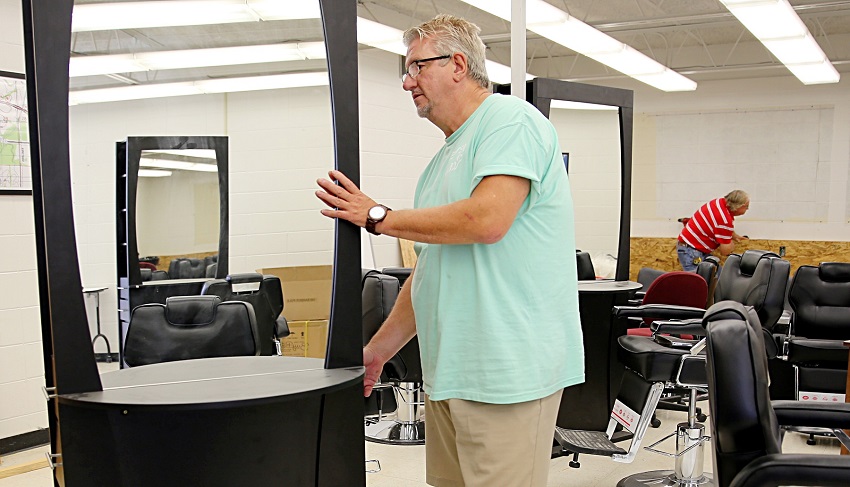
xmin=444 ymin=143 xmax=466 ymax=173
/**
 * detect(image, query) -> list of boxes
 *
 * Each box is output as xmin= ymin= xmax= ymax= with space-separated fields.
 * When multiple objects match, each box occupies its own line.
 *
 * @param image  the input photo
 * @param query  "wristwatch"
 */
xmin=365 ymin=204 xmax=391 ymax=235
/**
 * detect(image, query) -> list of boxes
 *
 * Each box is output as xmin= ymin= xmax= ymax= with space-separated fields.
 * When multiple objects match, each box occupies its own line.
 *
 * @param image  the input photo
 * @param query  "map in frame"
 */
xmin=0 ymin=71 xmax=31 ymax=193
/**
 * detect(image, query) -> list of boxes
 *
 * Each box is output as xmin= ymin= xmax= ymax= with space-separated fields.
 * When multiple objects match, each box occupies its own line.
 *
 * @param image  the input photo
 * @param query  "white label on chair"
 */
xmin=611 ymin=399 xmax=640 ymax=432
xmin=798 ymin=391 xmax=846 ymax=403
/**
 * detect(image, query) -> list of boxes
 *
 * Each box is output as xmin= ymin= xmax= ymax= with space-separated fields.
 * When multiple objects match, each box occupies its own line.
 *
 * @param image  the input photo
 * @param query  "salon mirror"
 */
xmin=67 ymin=0 xmax=336 ymax=364
xmin=136 ymin=148 xmax=220 ymax=277
xmin=497 ymin=79 xmax=633 ymax=280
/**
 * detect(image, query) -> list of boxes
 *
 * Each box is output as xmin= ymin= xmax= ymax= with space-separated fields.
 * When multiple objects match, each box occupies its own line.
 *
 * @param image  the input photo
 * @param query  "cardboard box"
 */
xmin=280 ymin=320 xmax=329 ymax=358
xmin=260 ymin=265 xmax=333 ymax=322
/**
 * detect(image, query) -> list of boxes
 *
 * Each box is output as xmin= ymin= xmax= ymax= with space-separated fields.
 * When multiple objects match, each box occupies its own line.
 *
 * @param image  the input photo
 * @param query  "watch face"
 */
xmin=368 ymin=205 xmax=386 ymax=220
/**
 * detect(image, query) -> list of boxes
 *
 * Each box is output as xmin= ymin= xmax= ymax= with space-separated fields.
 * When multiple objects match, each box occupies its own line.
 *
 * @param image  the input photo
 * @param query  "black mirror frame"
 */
xmin=23 ymin=0 xmax=362 ymax=465
xmin=496 ymin=78 xmax=634 ymax=281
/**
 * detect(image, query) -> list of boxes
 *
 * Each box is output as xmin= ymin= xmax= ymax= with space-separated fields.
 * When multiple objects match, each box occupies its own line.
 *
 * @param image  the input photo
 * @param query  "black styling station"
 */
xmin=23 ymin=0 xmax=366 ymax=485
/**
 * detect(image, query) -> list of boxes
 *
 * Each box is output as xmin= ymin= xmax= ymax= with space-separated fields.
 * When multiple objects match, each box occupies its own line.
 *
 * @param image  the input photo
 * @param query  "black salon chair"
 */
xmin=362 ymin=269 xmax=424 ymax=445
xmin=704 ymin=300 xmax=850 ymax=487
xmin=577 ymin=251 xmax=596 ymax=280
xmin=781 ymin=263 xmax=850 ymax=442
xmin=168 ymin=257 xmax=206 ymax=279
xmin=201 ymin=273 xmax=289 ymax=356
xmin=123 ymin=295 xmax=260 ymax=367
xmin=696 ymin=256 xmax=720 ymax=307
xmin=556 ymin=251 xmax=790 ymax=485
xmin=140 ymin=268 xmax=168 ymax=281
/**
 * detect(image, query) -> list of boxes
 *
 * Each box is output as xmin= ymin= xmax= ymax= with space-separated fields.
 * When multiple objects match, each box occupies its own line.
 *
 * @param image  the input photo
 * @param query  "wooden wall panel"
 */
xmin=630 ymin=237 xmax=850 ymax=281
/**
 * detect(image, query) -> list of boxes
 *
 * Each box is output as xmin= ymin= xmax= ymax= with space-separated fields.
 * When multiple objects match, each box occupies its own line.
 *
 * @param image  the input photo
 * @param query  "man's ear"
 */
xmin=452 ymin=52 xmax=468 ymax=81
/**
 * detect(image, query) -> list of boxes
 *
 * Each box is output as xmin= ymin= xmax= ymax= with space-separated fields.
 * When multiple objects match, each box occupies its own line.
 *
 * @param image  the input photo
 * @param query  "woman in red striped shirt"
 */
xmin=677 ymin=190 xmax=750 ymax=271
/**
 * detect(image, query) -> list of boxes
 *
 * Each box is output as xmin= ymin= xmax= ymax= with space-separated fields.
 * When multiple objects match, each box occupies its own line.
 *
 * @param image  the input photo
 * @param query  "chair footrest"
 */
xmin=554 ymin=427 xmax=627 ymax=456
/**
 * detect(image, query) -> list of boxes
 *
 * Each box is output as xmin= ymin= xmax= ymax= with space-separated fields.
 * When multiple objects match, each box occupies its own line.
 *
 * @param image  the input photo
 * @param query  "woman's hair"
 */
xmin=724 ymin=190 xmax=750 ymax=211
xmin=403 ymin=14 xmax=490 ymax=89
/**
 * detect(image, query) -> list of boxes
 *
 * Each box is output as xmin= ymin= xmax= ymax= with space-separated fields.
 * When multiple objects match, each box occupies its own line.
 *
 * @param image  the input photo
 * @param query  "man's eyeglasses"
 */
xmin=402 ymin=55 xmax=451 ymax=83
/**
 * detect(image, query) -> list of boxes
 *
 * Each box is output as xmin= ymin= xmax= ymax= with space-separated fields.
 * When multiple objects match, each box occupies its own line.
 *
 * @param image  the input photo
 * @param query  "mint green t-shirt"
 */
xmin=411 ymin=94 xmax=584 ymax=404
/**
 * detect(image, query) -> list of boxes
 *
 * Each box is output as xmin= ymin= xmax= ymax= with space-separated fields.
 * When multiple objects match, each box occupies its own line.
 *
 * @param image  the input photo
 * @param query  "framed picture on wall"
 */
xmin=0 ymin=71 xmax=32 ymax=195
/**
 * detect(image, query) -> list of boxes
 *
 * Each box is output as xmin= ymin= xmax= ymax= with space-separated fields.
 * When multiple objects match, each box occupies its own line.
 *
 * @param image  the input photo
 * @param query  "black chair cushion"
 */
xmin=789 ymin=265 xmax=850 ymax=340
xmin=715 ymin=251 xmax=789 ymax=331
xmin=576 ymin=251 xmax=596 ymax=280
xmin=201 ymin=273 xmax=286 ymax=355
xmin=617 ymin=335 xmax=687 ymax=382
xmin=124 ymin=296 xmax=259 ymax=367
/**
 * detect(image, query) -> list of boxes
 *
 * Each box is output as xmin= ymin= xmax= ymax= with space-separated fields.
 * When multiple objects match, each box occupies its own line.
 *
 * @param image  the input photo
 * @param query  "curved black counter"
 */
xmin=58 ymin=357 xmax=366 ymax=486
xmin=557 ymin=280 xmax=642 ymax=431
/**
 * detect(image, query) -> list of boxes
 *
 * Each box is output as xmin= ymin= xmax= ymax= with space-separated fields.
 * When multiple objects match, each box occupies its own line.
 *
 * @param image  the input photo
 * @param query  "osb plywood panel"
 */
xmin=630 ymin=237 xmax=850 ymax=281
xmin=399 ymin=239 xmax=417 ymax=268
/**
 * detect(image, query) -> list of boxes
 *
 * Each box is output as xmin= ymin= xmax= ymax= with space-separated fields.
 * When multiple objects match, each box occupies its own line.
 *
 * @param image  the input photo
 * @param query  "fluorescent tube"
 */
xmin=459 ymin=0 xmax=697 ymax=91
xmin=719 ymin=0 xmax=839 ymax=84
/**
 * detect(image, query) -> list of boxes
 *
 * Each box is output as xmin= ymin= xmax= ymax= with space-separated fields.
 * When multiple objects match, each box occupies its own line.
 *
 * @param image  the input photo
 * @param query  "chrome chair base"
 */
xmin=618 ymin=470 xmax=712 ymax=487
xmin=365 ymin=419 xmax=425 ymax=445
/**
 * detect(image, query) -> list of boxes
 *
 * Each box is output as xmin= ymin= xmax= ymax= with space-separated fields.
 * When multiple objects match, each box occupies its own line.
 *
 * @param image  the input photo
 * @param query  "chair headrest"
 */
xmin=819 ymin=262 xmax=850 ymax=283
xmin=739 ymin=250 xmax=780 ymax=276
xmin=226 ymin=273 xmax=264 ymax=285
xmin=165 ymin=296 xmax=221 ymax=325
xmin=703 ymin=301 xmax=750 ymax=327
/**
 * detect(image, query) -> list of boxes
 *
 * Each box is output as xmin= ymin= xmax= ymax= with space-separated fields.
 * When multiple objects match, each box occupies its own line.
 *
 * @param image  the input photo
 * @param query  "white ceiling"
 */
xmin=69 ymin=0 xmax=850 ymax=92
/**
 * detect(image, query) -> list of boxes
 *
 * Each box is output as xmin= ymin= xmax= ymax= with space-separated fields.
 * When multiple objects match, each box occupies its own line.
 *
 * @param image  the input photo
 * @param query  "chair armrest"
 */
xmin=651 ymin=319 xmax=706 ymax=336
xmin=730 ymin=453 xmax=850 ymax=487
xmin=772 ymin=400 xmax=850 ymax=429
xmin=787 ymin=338 xmax=850 ymax=366
xmin=613 ymin=304 xmax=706 ymax=320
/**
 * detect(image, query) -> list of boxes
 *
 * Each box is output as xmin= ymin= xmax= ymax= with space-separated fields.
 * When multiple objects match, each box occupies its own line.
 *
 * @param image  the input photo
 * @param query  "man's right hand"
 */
xmin=363 ymin=346 xmax=386 ymax=397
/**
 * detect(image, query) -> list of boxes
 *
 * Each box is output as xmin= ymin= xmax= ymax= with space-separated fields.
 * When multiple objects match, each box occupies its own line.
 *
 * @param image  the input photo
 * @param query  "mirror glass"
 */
xmin=68 ymin=0 xmax=334 ymax=362
xmin=136 ymin=149 xmax=220 ymax=278
xmin=549 ymin=103 xmax=622 ymax=278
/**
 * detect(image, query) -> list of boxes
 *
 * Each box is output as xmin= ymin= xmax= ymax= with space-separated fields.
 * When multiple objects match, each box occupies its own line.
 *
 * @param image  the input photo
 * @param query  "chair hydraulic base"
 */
xmin=365 ymin=381 xmax=425 ymax=445
xmin=618 ymin=470 xmax=712 ymax=487
xmin=365 ymin=419 xmax=425 ymax=445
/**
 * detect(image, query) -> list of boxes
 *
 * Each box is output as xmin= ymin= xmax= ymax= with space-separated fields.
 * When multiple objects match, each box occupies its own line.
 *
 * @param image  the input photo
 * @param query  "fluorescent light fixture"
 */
xmin=357 ymin=18 xmax=407 ymax=55
xmin=459 ymin=0 xmax=697 ymax=91
xmin=69 ymin=72 xmax=329 ymax=105
xmin=356 ymin=17 xmax=528 ymax=85
xmin=71 ymin=0 xmax=321 ymax=32
xmin=140 ymin=159 xmax=217 ymax=172
xmin=145 ymin=149 xmax=217 ymax=159
xmin=70 ymin=42 xmax=327 ymax=77
xmin=138 ymin=169 xmax=173 ymax=178
xmin=719 ymin=0 xmax=839 ymax=84
xmin=550 ymin=100 xmax=618 ymax=111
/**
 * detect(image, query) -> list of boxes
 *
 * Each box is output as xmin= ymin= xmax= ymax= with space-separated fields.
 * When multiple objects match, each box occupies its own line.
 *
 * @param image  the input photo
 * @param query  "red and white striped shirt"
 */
xmin=678 ymin=198 xmax=734 ymax=253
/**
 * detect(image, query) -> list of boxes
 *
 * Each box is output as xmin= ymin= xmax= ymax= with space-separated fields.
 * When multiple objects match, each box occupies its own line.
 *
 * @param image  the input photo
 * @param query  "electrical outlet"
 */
xmin=779 ymin=246 xmax=786 ymax=257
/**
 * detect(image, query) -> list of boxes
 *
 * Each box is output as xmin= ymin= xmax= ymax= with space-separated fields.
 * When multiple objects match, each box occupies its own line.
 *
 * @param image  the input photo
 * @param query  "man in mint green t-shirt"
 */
xmin=316 ymin=14 xmax=583 ymax=487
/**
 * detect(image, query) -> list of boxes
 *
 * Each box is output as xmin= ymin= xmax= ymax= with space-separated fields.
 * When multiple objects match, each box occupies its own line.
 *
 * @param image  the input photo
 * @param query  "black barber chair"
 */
xmin=201 ymin=273 xmax=290 ymax=356
xmin=782 ymin=263 xmax=850 ymax=443
xmin=362 ymin=269 xmax=425 ymax=445
xmin=123 ymin=295 xmax=260 ymax=367
xmin=556 ymin=251 xmax=789 ymax=486
xmin=168 ymin=257 xmax=206 ymax=279
xmin=140 ymin=268 xmax=168 ymax=281
xmin=576 ymin=251 xmax=596 ymax=280
xmin=696 ymin=256 xmax=720 ymax=307
xmin=705 ymin=301 xmax=850 ymax=487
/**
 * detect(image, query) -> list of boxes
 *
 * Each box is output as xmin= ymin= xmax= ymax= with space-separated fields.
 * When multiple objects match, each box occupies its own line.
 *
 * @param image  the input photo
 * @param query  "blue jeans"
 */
xmin=677 ymin=242 xmax=710 ymax=272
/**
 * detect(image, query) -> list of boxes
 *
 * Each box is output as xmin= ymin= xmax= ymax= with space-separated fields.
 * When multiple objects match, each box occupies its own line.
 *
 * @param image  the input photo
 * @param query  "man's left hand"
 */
xmin=316 ymin=170 xmax=377 ymax=228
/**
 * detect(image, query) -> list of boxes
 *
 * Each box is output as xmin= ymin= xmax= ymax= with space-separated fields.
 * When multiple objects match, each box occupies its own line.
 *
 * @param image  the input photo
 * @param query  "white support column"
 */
xmin=510 ymin=0 xmax=526 ymax=100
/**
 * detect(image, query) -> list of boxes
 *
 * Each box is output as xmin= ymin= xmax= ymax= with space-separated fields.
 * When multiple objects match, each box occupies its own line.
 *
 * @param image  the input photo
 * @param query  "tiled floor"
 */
xmin=0 ymin=407 xmax=840 ymax=486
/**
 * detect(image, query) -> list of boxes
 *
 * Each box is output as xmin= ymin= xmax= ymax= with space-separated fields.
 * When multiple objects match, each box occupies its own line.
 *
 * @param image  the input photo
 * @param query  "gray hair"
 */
xmin=402 ymin=14 xmax=490 ymax=89
xmin=724 ymin=190 xmax=750 ymax=211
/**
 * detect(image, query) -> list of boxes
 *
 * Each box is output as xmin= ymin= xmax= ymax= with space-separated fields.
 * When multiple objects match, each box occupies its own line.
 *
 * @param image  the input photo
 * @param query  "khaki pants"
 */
xmin=425 ymin=390 xmax=563 ymax=487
